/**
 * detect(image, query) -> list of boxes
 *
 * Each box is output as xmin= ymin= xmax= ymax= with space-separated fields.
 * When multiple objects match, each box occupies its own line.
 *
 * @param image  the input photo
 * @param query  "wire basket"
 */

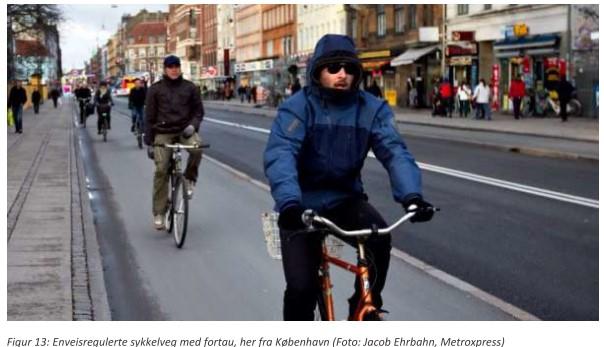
xmin=261 ymin=211 xmax=345 ymax=260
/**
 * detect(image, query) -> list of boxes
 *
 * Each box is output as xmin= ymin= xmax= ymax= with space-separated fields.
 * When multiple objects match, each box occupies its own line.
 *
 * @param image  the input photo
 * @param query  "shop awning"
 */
xmin=494 ymin=34 xmax=558 ymax=51
xmin=390 ymin=45 xmax=440 ymax=66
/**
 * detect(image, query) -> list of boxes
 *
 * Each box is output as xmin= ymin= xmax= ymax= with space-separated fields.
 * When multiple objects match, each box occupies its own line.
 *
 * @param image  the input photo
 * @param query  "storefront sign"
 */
xmin=492 ymin=64 xmax=500 ymax=111
xmin=359 ymin=50 xmax=391 ymax=60
xmin=449 ymin=56 xmax=472 ymax=66
xmin=446 ymin=43 xmax=478 ymax=56
xmin=234 ymin=59 xmax=274 ymax=73
xmin=362 ymin=60 xmax=390 ymax=70
xmin=513 ymin=23 xmax=529 ymax=37
xmin=452 ymin=31 xmax=475 ymax=42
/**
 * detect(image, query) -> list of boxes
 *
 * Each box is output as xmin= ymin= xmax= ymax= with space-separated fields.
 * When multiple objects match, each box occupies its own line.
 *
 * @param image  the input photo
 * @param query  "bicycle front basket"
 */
xmin=261 ymin=212 xmax=282 ymax=260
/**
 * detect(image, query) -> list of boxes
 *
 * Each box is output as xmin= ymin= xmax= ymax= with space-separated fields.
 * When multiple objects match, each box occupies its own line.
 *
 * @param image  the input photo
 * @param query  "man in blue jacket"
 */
xmin=264 ymin=34 xmax=434 ymax=320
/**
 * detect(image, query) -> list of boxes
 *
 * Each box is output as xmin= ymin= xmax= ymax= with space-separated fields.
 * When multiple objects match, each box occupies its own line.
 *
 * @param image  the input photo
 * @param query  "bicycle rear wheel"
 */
xmin=172 ymin=175 xmax=189 ymax=248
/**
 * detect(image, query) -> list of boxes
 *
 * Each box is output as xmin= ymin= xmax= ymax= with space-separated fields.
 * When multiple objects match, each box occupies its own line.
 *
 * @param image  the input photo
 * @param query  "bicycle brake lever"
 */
xmin=301 ymin=209 xmax=315 ymax=228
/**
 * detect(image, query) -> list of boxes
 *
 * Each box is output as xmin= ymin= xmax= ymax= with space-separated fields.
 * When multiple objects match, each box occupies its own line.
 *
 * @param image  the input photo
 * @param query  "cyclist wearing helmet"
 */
xmin=264 ymin=34 xmax=434 ymax=320
xmin=144 ymin=55 xmax=204 ymax=230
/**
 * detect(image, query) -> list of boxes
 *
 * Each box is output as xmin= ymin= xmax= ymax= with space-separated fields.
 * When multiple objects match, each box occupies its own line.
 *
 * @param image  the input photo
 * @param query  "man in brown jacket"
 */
xmin=144 ymin=55 xmax=204 ymax=230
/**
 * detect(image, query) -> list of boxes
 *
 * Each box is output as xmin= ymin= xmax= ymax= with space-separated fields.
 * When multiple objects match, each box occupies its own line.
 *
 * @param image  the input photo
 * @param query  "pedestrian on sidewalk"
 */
xmin=557 ymin=76 xmax=575 ymax=122
xmin=251 ymin=85 xmax=257 ymax=104
xmin=291 ymin=78 xmax=302 ymax=95
xmin=8 ymin=80 xmax=27 ymax=133
xmin=457 ymin=81 xmax=471 ymax=118
xmin=367 ymin=79 xmax=383 ymax=98
xmin=238 ymin=85 xmax=246 ymax=103
xmin=473 ymin=79 xmax=491 ymax=120
xmin=49 ymin=86 xmax=61 ymax=108
xmin=245 ymin=85 xmax=251 ymax=103
xmin=32 ymin=88 xmax=41 ymax=114
xmin=509 ymin=75 xmax=526 ymax=119
xmin=439 ymin=77 xmax=453 ymax=117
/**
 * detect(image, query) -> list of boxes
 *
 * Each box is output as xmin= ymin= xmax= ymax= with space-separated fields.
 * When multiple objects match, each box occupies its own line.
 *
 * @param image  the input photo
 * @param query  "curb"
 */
xmin=71 ymin=100 xmax=112 ymax=321
xmin=205 ymin=103 xmax=598 ymax=162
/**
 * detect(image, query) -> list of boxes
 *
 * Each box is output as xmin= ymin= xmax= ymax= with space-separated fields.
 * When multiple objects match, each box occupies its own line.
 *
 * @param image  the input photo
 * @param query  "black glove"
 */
xmin=182 ymin=124 xmax=195 ymax=138
xmin=403 ymin=195 xmax=434 ymax=223
xmin=278 ymin=204 xmax=307 ymax=230
xmin=147 ymin=146 xmax=154 ymax=160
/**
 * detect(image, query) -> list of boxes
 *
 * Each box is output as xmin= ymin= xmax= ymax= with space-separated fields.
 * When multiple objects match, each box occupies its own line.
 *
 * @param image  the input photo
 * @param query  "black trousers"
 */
xmin=560 ymin=99 xmax=568 ymax=121
xmin=33 ymin=102 xmax=40 ymax=114
xmin=97 ymin=110 xmax=111 ymax=131
xmin=52 ymin=97 xmax=58 ymax=108
xmin=279 ymin=197 xmax=391 ymax=320
xmin=513 ymin=98 xmax=522 ymax=119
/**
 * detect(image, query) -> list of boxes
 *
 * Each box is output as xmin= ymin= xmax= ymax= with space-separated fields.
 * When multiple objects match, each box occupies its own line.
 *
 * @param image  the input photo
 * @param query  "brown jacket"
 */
xmin=144 ymin=75 xmax=204 ymax=145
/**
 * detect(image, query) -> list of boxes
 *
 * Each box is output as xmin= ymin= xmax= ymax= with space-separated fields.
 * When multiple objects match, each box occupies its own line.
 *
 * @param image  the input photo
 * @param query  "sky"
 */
xmin=58 ymin=4 xmax=168 ymax=71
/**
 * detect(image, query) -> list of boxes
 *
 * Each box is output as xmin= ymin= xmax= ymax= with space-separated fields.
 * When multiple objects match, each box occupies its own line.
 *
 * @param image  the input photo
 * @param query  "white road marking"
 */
xmin=206 ymin=117 xmax=598 ymax=209
xmin=203 ymin=154 xmax=540 ymax=321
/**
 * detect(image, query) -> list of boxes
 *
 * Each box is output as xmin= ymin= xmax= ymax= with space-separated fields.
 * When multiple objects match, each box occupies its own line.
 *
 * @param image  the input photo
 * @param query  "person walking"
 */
xmin=251 ymin=85 xmax=258 ymax=104
xmin=367 ymin=79 xmax=383 ymax=98
xmin=439 ymin=78 xmax=453 ymax=117
xmin=457 ymin=81 xmax=471 ymax=118
xmin=509 ymin=76 xmax=526 ymax=119
xmin=31 ymin=88 xmax=42 ymax=114
xmin=291 ymin=78 xmax=302 ymax=95
xmin=8 ymin=80 xmax=28 ymax=133
xmin=49 ymin=86 xmax=61 ymax=108
xmin=473 ymin=79 xmax=491 ymax=120
xmin=557 ymin=76 xmax=575 ymax=122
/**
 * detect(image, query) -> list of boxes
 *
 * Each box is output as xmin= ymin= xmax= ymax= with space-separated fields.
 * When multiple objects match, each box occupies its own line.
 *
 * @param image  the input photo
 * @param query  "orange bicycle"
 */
xmin=262 ymin=205 xmax=437 ymax=320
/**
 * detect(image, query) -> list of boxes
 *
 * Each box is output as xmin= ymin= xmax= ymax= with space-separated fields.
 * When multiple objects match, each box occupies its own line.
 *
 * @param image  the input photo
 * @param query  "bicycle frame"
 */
xmin=303 ymin=208 xmax=431 ymax=321
xmin=318 ymin=237 xmax=375 ymax=321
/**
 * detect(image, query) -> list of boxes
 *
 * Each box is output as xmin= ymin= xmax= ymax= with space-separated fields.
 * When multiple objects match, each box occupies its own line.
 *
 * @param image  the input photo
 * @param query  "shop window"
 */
xmin=351 ymin=13 xmax=358 ymax=40
xmin=395 ymin=5 xmax=405 ymax=33
xmin=484 ymin=5 xmax=492 ymax=10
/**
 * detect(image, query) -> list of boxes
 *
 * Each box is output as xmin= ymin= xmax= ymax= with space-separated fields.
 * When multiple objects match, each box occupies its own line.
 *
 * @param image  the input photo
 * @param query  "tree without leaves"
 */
xmin=7 ymin=4 xmax=63 ymax=82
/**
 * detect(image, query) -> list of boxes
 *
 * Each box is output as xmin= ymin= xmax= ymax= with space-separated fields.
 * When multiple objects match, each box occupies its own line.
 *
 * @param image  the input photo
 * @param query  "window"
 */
xmin=484 ymin=5 xmax=492 ymax=10
xmin=457 ymin=5 xmax=469 ymax=15
xmin=377 ymin=5 xmax=386 ymax=37
xmin=266 ymin=40 xmax=273 ymax=56
xmin=395 ymin=5 xmax=405 ymax=33
xmin=139 ymin=48 xmax=146 ymax=58
xmin=409 ymin=5 xmax=417 ymax=29
xmin=149 ymin=36 xmax=156 ymax=44
xmin=128 ymin=37 xmax=134 ymax=45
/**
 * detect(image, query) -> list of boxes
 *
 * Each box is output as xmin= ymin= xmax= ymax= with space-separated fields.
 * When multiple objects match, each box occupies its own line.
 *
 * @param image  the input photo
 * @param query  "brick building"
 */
xmin=166 ymin=5 xmax=202 ymax=82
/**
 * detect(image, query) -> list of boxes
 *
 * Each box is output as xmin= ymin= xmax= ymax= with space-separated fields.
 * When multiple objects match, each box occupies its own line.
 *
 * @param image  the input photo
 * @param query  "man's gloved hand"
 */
xmin=182 ymin=124 xmax=195 ymax=138
xmin=403 ymin=195 xmax=435 ymax=223
xmin=147 ymin=146 xmax=155 ymax=160
xmin=278 ymin=204 xmax=307 ymax=230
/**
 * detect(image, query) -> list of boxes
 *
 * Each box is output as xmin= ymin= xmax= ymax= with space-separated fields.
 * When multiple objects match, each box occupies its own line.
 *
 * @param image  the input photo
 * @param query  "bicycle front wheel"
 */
xmin=172 ymin=175 xmax=189 ymax=248
xmin=102 ymin=118 xmax=108 ymax=142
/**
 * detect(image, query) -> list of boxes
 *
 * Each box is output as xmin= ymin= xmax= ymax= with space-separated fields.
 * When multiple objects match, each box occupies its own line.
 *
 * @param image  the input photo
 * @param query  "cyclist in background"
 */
xmin=263 ymin=34 xmax=435 ymax=321
xmin=75 ymin=82 xmax=92 ymax=126
xmin=144 ymin=55 xmax=204 ymax=230
xmin=94 ymin=81 xmax=114 ymax=134
xmin=129 ymin=78 xmax=146 ymax=132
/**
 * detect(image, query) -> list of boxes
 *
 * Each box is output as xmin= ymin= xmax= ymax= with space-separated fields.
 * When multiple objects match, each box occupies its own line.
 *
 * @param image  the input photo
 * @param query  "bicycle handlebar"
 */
xmin=153 ymin=143 xmax=210 ymax=149
xmin=301 ymin=205 xmax=439 ymax=237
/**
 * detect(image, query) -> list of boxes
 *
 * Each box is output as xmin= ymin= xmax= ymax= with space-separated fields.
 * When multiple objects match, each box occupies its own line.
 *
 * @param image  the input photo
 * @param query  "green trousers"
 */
xmin=153 ymin=132 xmax=203 ymax=215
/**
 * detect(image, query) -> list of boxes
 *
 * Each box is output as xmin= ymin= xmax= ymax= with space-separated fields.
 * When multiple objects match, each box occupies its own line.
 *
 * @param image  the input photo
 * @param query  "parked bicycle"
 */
xmin=262 ymin=205 xmax=438 ymax=320
xmin=154 ymin=142 xmax=210 ymax=248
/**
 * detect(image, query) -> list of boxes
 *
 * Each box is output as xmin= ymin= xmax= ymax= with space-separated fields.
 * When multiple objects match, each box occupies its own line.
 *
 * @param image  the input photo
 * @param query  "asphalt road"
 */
xmin=81 ymin=97 xmax=597 ymax=320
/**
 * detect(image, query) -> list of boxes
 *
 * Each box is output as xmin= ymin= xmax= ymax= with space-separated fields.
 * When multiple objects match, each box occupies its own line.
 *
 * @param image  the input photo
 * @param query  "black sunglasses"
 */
xmin=325 ymin=62 xmax=357 ymax=75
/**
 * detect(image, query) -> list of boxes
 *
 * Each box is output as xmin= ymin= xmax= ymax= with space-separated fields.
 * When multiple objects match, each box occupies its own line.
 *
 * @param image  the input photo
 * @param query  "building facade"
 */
xmin=216 ymin=4 xmax=236 ymax=78
xmin=445 ymin=4 xmax=598 ymax=116
xmin=294 ymin=5 xmax=348 ymax=86
xmin=352 ymin=5 xmax=443 ymax=107
xmin=125 ymin=21 xmax=167 ymax=81
xmin=166 ymin=5 xmax=202 ymax=82
xmin=200 ymin=5 xmax=219 ymax=88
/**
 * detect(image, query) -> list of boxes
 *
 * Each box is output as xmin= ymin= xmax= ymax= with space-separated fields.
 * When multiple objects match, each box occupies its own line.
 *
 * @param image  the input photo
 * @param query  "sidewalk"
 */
xmin=7 ymin=99 xmax=110 ymax=320
xmin=204 ymin=98 xmax=598 ymax=160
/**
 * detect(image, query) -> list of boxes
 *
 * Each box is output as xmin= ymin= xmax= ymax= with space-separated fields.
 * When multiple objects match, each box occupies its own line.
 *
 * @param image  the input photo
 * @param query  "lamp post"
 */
xmin=441 ymin=4 xmax=447 ymax=78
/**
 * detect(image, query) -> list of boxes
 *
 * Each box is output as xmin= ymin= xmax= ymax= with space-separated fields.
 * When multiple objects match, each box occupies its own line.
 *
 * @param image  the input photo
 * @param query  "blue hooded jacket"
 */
xmin=263 ymin=34 xmax=422 ymax=213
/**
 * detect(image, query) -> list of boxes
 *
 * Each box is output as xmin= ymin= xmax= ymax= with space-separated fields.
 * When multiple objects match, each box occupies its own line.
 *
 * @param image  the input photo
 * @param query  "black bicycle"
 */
xmin=97 ymin=104 xmax=111 ymax=142
xmin=154 ymin=142 xmax=210 ymax=248
xmin=77 ymin=97 xmax=91 ymax=127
